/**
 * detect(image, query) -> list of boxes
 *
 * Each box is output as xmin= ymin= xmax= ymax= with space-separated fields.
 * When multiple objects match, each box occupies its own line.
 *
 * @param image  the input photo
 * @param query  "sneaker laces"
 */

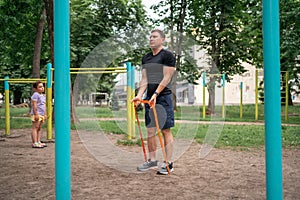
xmin=143 ymin=159 xmax=152 ymax=166
xmin=161 ymin=161 xmax=172 ymax=169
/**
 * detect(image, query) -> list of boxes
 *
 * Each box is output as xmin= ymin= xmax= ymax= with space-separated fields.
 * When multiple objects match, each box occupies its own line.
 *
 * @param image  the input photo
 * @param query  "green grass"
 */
xmin=1 ymin=105 xmax=299 ymax=148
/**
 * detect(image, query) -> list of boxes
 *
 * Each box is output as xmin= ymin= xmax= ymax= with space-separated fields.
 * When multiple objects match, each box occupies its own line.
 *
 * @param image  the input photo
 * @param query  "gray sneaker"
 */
xmin=137 ymin=159 xmax=158 ymax=171
xmin=157 ymin=161 xmax=174 ymax=175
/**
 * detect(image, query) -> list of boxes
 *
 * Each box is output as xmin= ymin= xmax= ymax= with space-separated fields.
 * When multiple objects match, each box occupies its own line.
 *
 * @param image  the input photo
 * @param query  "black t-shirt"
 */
xmin=142 ymin=49 xmax=176 ymax=96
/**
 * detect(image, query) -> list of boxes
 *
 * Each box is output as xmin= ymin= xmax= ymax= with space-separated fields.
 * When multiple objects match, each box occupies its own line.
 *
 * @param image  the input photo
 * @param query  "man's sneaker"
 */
xmin=137 ymin=159 xmax=158 ymax=171
xmin=157 ymin=161 xmax=174 ymax=175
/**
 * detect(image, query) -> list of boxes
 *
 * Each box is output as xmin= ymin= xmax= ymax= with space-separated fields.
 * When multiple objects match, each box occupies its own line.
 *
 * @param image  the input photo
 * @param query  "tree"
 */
xmin=32 ymin=8 xmax=47 ymax=78
xmin=187 ymin=0 xmax=249 ymax=113
xmin=245 ymin=0 xmax=300 ymax=105
xmin=70 ymin=0 xmax=147 ymax=97
xmin=151 ymin=0 xmax=200 ymax=109
xmin=280 ymin=0 xmax=300 ymax=104
xmin=0 ymin=0 xmax=49 ymax=104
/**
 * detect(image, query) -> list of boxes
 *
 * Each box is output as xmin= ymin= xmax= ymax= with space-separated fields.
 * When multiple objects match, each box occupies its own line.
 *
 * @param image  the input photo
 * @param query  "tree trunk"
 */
xmin=71 ymin=77 xmax=80 ymax=124
xmin=32 ymin=8 xmax=46 ymax=78
xmin=170 ymin=0 xmax=187 ymax=110
xmin=169 ymin=0 xmax=177 ymax=110
xmin=206 ymin=77 xmax=216 ymax=115
xmin=44 ymin=0 xmax=54 ymax=121
xmin=13 ymin=88 xmax=22 ymax=105
xmin=44 ymin=0 xmax=54 ymax=66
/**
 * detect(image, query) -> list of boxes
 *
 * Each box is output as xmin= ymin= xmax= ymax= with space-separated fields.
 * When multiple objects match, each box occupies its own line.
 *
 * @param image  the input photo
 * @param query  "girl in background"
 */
xmin=30 ymin=81 xmax=47 ymax=148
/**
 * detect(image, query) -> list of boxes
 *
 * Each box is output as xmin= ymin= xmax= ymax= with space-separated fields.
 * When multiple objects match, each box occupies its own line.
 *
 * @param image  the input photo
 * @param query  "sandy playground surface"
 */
xmin=0 ymin=128 xmax=299 ymax=200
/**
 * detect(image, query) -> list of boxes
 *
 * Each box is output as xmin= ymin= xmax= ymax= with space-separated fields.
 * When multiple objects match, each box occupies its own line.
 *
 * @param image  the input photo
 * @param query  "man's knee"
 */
xmin=147 ymin=127 xmax=156 ymax=137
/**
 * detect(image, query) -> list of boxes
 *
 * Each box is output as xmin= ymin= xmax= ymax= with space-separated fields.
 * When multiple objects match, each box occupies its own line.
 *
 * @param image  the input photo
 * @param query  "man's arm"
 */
xmin=132 ymin=68 xmax=148 ymax=105
xmin=155 ymin=66 xmax=175 ymax=95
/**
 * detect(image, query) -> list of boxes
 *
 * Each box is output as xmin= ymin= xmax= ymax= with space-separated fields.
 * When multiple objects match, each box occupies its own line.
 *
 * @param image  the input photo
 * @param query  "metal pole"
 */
xmin=202 ymin=72 xmax=206 ymax=119
xmin=126 ymin=62 xmax=134 ymax=139
xmin=285 ymin=72 xmax=289 ymax=120
xmin=46 ymin=63 xmax=53 ymax=140
xmin=262 ymin=0 xmax=283 ymax=199
xmin=131 ymin=64 xmax=135 ymax=139
xmin=4 ymin=76 xmax=10 ymax=136
xmin=240 ymin=82 xmax=243 ymax=119
xmin=222 ymin=74 xmax=225 ymax=119
xmin=54 ymin=0 xmax=71 ymax=199
xmin=255 ymin=70 xmax=259 ymax=121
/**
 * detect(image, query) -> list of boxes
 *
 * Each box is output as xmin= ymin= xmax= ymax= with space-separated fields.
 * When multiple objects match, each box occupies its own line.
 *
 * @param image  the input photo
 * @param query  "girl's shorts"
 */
xmin=31 ymin=115 xmax=45 ymax=123
xmin=144 ymin=94 xmax=174 ymax=130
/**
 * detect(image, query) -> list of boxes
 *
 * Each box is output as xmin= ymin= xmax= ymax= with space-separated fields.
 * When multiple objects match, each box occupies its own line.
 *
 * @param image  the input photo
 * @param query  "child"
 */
xmin=30 ymin=81 xmax=47 ymax=148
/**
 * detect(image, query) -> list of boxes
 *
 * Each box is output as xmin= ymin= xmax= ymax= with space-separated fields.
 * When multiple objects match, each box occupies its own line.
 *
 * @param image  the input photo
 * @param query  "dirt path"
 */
xmin=0 ymin=129 xmax=299 ymax=199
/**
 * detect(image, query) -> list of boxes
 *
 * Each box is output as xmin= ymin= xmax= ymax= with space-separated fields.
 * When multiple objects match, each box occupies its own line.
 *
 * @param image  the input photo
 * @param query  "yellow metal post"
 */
xmin=285 ymin=72 xmax=289 ymax=120
xmin=46 ymin=63 xmax=53 ymax=139
xmin=202 ymin=72 xmax=206 ymax=119
xmin=222 ymin=74 xmax=225 ymax=119
xmin=203 ymin=86 xmax=206 ymax=119
xmin=4 ymin=76 xmax=10 ymax=136
xmin=46 ymin=88 xmax=52 ymax=139
xmin=240 ymin=82 xmax=243 ymax=119
xmin=255 ymin=70 xmax=259 ymax=121
xmin=126 ymin=62 xmax=135 ymax=140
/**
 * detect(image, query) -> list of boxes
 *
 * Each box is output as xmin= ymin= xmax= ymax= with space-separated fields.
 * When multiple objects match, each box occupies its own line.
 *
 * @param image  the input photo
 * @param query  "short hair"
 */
xmin=151 ymin=29 xmax=165 ymax=38
xmin=33 ymin=81 xmax=43 ymax=89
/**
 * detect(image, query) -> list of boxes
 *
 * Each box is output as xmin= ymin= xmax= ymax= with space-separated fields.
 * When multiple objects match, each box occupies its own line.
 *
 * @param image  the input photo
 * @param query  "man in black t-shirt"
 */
xmin=132 ymin=29 xmax=175 ymax=175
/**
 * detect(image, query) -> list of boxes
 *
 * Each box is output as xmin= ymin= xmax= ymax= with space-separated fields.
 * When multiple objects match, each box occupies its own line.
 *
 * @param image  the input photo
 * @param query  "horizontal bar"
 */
xmin=0 ymin=78 xmax=47 ymax=81
xmin=70 ymin=67 xmax=126 ymax=71
xmin=70 ymin=71 xmax=126 ymax=74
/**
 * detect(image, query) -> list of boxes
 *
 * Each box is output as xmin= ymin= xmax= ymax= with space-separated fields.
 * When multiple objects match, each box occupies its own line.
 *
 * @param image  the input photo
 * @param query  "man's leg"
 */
xmin=147 ymin=127 xmax=157 ymax=161
xmin=162 ymin=128 xmax=173 ymax=162
xmin=137 ymin=127 xmax=158 ymax=171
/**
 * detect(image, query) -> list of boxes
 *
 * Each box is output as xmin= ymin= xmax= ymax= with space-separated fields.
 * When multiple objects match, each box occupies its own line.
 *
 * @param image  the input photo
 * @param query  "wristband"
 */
xmin=154 ymin=91 xmax=159 ymax=96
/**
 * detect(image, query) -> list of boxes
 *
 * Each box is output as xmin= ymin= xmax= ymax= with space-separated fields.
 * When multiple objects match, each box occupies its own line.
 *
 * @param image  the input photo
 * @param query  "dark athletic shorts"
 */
xmin=144 ymin=94 xmax=174 ymax=130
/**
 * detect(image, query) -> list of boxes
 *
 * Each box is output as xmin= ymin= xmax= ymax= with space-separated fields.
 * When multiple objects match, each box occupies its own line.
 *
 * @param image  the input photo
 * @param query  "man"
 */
xmin=132 ymin=29 xmax=176 ymax=175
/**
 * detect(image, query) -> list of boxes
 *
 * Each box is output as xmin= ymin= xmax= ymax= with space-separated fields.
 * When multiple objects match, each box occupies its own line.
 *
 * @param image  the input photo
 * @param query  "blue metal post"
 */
xmin=4 ymin=76 xmax=10 ymax=136
xmin=54 ymin=0 xmax=71 ymax=199
xmin=131 ymin=64 xmax=135 ymax=138
xmin=222 ymin=74 xmax=225 ymax=118
xmin=126 ymin=62 xmax=135 ymax=139
xmin=262 ymin=0 xmax=283 ymax=199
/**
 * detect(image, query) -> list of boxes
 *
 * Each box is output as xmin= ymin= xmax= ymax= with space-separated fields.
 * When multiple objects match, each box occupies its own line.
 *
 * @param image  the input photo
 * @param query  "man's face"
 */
xmin=149 ymin=31 xmax=164 ymax=49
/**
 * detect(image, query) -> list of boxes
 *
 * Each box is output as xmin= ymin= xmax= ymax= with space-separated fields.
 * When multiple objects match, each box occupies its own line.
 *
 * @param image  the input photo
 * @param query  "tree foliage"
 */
xmin=70 ymin=0 xmax=147 ymax=97
xmin=0 ymin=0 xmax=49 ymax=103
xmin=0 ymin=0 xmax=147 ymax=103
xmin=151 ymin=0 xmax=300 ymax=111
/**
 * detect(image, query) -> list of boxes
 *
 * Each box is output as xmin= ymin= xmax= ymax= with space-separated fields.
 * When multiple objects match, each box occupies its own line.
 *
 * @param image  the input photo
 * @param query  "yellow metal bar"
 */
xmin=0 ymin=78 xmax=46 ymax=81
xmin=127 ymin=91 xmax=132 ymax=140
xmin=240 ymin=82 xmax=243 ymax=118
xmin=46 ymin=63 xmax=53 ymax=139
xmin=130 ymin=91 xmax=135 ymax=139
xmin=46 ymin=87 xmax=53 ymax=139
xmin=5 ymin=88 xmax=10 ymax=136
xmin=202 ymin=86 xmax=206 ymax=119
xmin=222 ymin=74 xmax=225 ymax=119
xmin=285 ymin=72 xmax=289 ymax=120
xmin=222 ymin=84 xmax=225 ymax=119
xmin=255 ymin=70 xmax=259 ymax=121
xmin=70 ymin=67 xmax=126 ymax=71
xmin=208 ymin=73 xmax=223 ymax=76
xmin=7 ymin=81 xmax=46 ymax=84
xmin=70 ymin=71 xmax=126 ymax=74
